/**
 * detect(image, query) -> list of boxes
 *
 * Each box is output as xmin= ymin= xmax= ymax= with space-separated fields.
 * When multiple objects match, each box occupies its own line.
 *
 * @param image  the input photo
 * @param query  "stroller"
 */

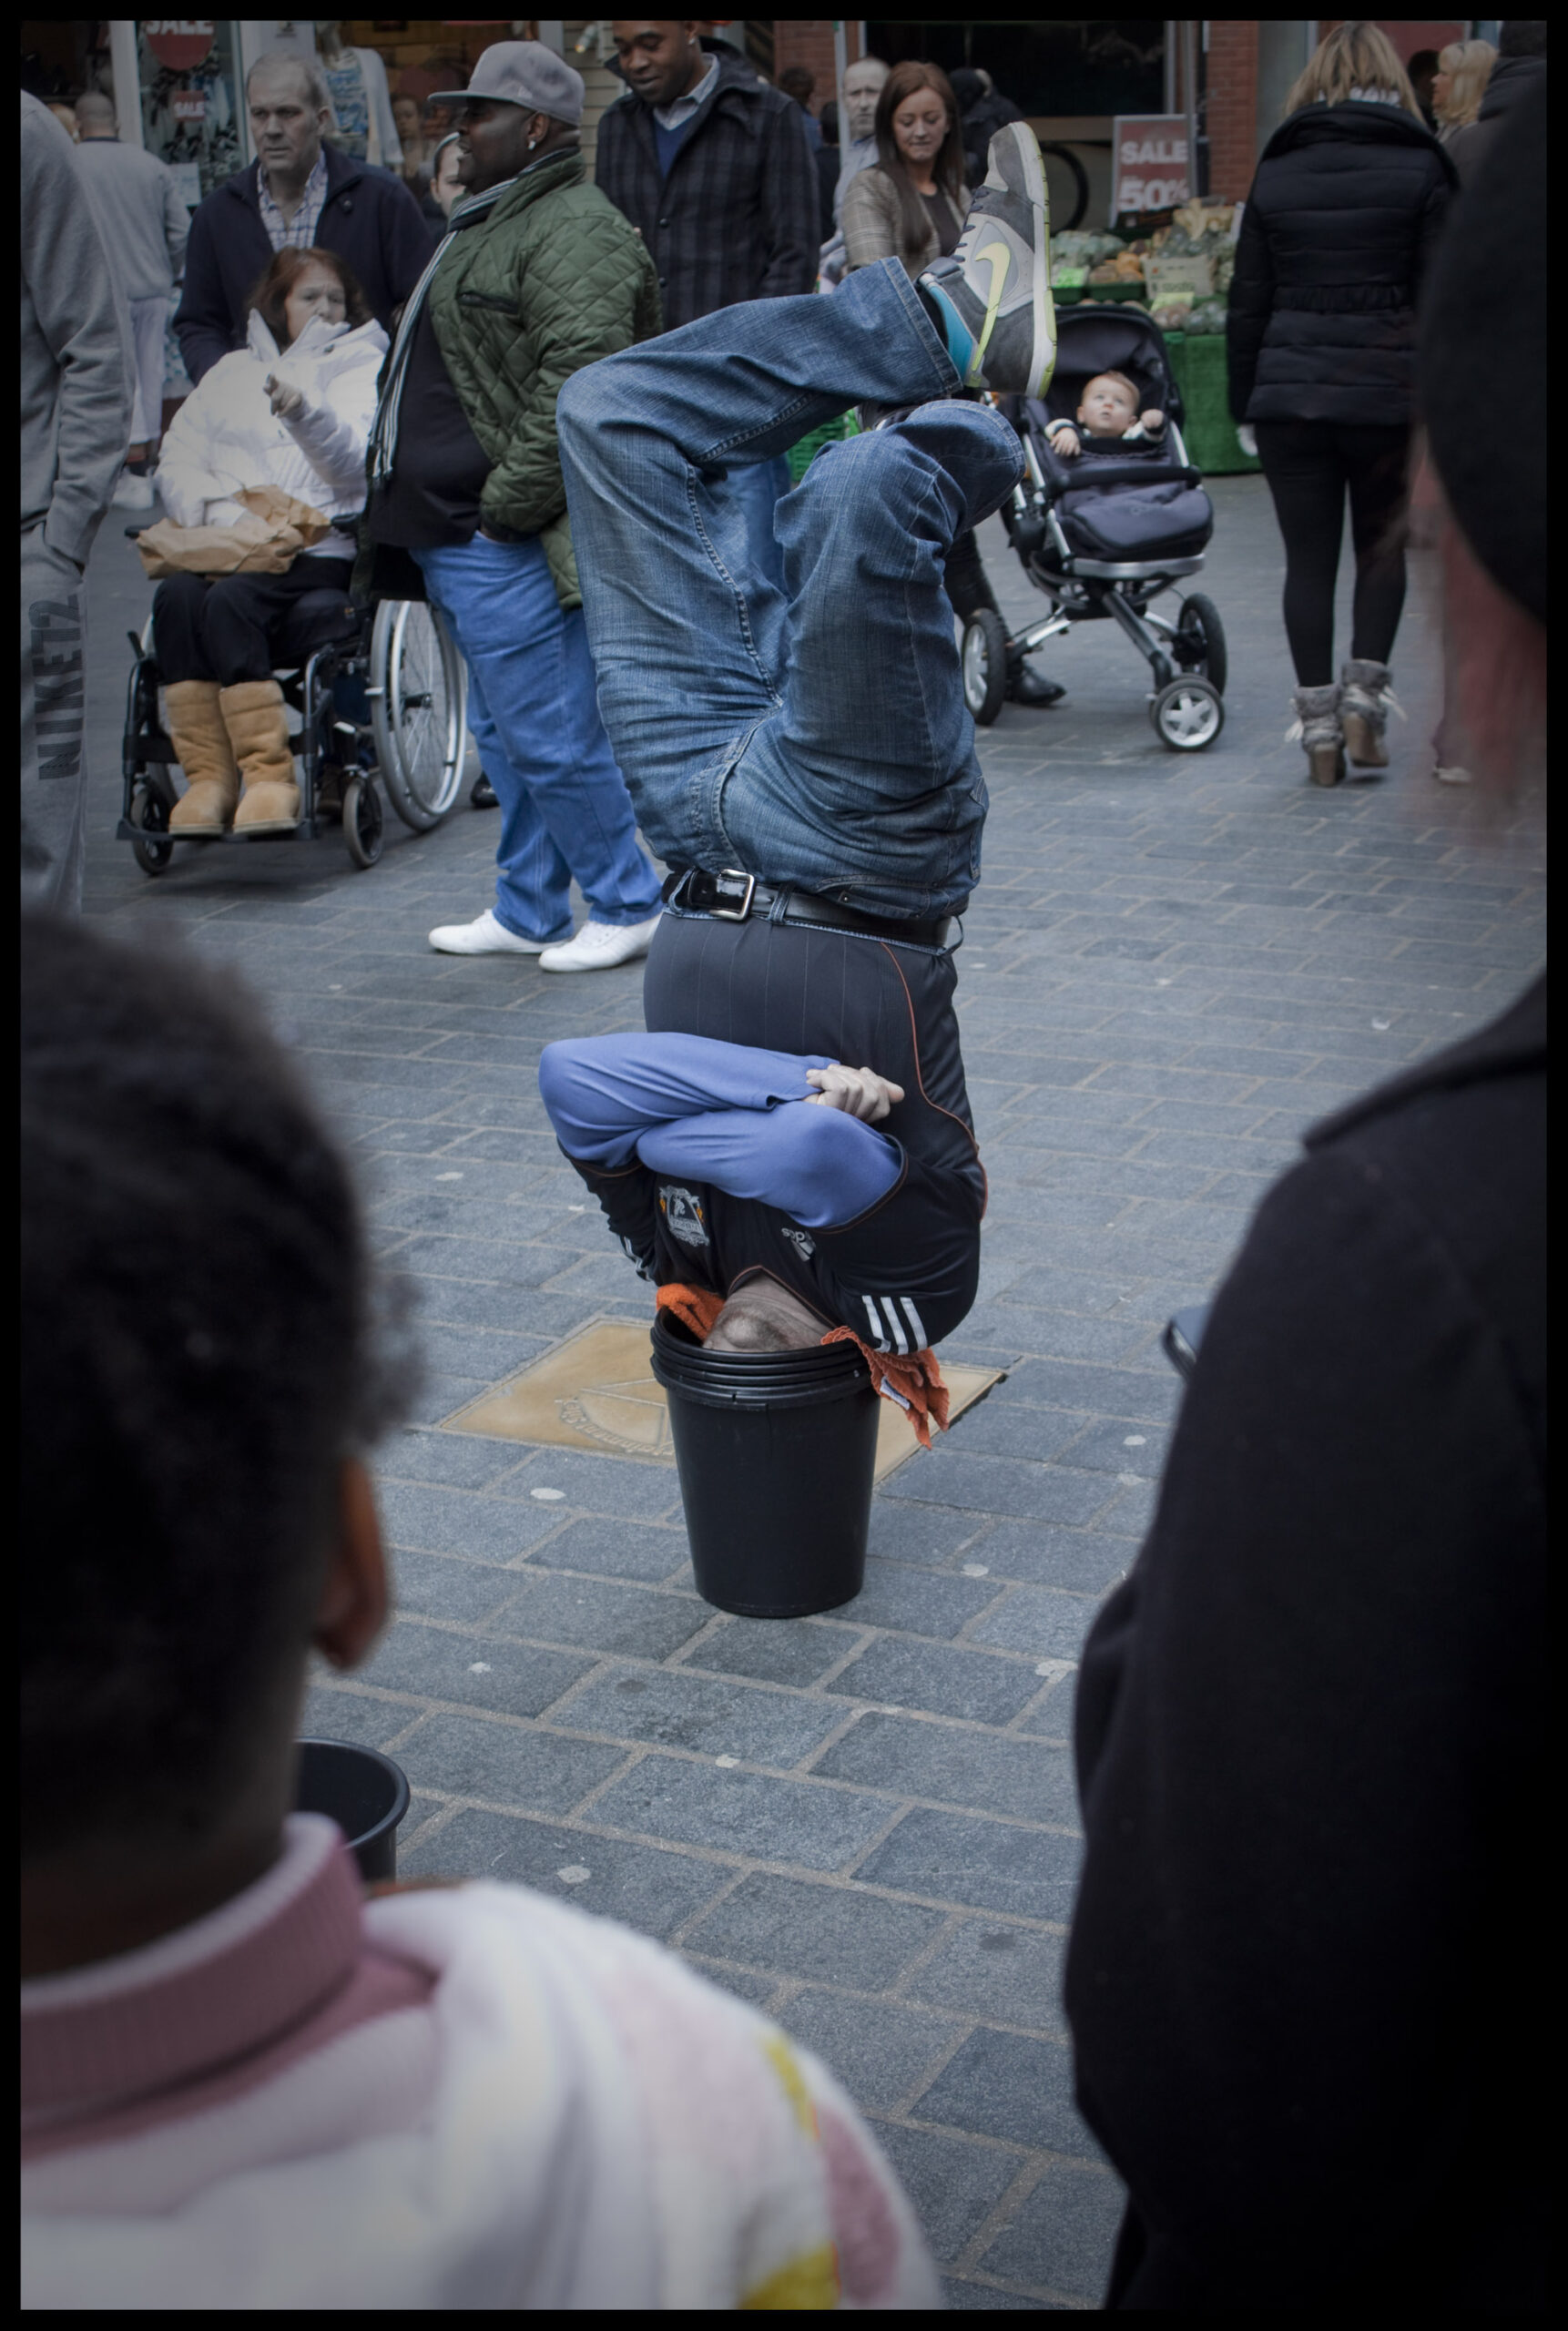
xmin=962 ymin=305 xmax=1227 ymax=751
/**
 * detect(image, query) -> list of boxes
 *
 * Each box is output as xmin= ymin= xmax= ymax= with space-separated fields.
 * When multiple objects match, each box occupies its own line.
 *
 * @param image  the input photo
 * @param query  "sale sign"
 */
xmin=170 ymin=91 xmax=209 ymax=122
xmin=1112 ymin=115 xmax=1191 ymax=217
xmin=144 ymin=22 xmax=216 ymax=74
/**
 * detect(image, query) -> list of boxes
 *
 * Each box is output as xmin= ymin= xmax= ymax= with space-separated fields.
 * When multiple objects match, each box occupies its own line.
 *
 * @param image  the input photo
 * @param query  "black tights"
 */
xmin=153 ymin=559 xmax=356 ymax=686
xmin=1255 ymin=420 xmax=1410 ymax=686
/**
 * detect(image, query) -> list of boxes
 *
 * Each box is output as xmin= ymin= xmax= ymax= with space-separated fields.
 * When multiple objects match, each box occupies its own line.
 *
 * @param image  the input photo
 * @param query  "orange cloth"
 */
xmin=656 ymin=1282 xmax=725 ymax=1340
xmin=657 ymin=1285 xmax=951 ymax=1450
xmin=820 ymin=1326 xmax=951 ymax=1451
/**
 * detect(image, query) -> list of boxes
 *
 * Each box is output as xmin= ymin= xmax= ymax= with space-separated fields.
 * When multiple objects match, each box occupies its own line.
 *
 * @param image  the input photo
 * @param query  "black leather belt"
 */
xmin=665 ymin=867 xmax=954 ymax=951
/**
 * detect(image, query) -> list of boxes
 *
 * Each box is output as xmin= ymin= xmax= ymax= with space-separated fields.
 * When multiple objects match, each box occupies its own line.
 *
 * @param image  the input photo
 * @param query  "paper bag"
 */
xmin=135 ymin=486 xmax=334 ymax=579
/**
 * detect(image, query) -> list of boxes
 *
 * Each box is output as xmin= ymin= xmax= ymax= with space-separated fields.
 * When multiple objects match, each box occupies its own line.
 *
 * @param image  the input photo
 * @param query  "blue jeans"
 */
xmin=557 ymin=260 xmax=1023 ymax=921
xmin=413 ymin=534 xmax=663 ymax=942
xmin=539 ymin=1032 xmax=901 ymax=1230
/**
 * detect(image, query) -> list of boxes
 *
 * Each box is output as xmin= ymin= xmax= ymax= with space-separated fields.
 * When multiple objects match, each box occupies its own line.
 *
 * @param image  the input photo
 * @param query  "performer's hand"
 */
xmin=805 ymin=1064 xmax=905 ymax=1123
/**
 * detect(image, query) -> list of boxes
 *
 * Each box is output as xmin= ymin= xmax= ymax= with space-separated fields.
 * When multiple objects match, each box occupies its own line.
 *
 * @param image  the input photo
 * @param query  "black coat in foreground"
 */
xmin=595 ymin=41 xmax=820 ymax=330
xmin=175 ymin=145 xmax=434 ymax=385
xmin=1066 ymin=973 xmax=1546 ymax=2311
xmin=1227 ymin=101 xmax=1454 ymax=426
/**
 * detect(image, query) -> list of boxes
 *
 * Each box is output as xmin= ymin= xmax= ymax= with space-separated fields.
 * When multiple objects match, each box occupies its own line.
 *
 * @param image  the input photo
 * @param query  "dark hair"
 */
xmin=819 ymin=97 xmax=839 ymax=146
xmin=874 ymin=59 xmax=967 ymax=257
xmin=778 ymin=63 xmax=815 ymax=107
xmin=20 ymin=914 xmax=416 ymax=1858
xmin=949 ymin=66 xmax=985 ymax=111
xmin=245 ymin=244 xmax=372 ymax=349
xmin=1498 ymin=21 xmax=1546 ymax=57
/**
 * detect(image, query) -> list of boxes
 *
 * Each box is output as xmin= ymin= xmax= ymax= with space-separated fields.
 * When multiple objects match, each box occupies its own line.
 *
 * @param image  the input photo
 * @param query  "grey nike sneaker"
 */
xmin=919 ymin=124 xmax=1055 ymax=398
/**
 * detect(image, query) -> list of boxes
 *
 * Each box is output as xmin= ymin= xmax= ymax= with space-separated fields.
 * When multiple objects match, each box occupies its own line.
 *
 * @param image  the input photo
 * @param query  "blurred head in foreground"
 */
xmin=19 ymin=916 xmax=413 ymax=1972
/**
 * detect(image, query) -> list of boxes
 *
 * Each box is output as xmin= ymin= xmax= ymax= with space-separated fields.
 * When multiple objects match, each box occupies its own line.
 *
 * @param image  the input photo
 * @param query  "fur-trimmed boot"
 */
xmin=166 ymin=680 xmax=239 ymax=834
xmin=221 ymin=679 xmax=300 ymax=833
xmin=1340 ymin=657 xmax=1401 ymax=769
xmin=1288 ymin=683 xmax=1344 ymax=787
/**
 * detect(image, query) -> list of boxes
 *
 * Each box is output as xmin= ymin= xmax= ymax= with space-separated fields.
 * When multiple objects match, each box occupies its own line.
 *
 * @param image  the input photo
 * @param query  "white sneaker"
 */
xmin=428 ymin=907 xmax=555 ymax=956
xmin=539 ymin=914 xmax=662 ymax=973
xmin=112 ymin=470 xmax=156 ymax=510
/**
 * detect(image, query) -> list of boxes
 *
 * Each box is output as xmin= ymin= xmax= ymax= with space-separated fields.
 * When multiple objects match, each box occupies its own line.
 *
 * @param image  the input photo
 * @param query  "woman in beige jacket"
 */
xmin=840 ymin=61 xmax=1064 ymax=709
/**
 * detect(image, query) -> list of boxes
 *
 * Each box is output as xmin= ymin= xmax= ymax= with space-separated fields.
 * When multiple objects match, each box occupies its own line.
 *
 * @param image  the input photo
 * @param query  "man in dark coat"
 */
xmin=1444 ymin=18 xmax=1545 ymax=182
xmin=1065 ymin=81 xmax=1548 ymax=2313
xmin=596 ymin=22 xmax=819 ymax=585
xmin=175 ymin=51 xmax=432 ymax=384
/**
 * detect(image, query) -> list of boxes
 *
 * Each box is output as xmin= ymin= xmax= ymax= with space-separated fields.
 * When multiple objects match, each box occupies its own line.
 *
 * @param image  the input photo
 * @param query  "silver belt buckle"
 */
xmin=710 ymin=869 xmax=756 ymax=922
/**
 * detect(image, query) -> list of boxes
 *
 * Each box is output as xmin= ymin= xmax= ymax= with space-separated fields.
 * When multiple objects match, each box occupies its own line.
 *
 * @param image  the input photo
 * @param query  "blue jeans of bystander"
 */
xmin=413 ymin=534 xmax=664 ymax=943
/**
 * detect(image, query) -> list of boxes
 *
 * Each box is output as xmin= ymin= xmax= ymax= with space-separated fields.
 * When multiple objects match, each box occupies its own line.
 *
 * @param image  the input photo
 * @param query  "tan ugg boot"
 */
xmin=221 ymin=679 xmax=300 ymax=834
xmin=166 ymin=680 xmax=239 ymax=834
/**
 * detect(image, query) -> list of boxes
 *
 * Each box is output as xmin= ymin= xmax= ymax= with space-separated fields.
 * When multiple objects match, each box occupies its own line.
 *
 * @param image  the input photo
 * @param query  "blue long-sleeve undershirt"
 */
xmin=537 ymin=1032 xmax=902 ymax=1231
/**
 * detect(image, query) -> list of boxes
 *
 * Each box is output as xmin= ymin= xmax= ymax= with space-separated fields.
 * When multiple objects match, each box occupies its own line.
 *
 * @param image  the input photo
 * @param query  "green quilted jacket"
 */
xmin=426 ymin=150 xmax=660 ymax=608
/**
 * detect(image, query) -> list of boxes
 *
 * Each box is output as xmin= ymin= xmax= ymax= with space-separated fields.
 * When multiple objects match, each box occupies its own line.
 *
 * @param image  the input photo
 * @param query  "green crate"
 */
xmin=786 ymin=410 xmax=860 ymax=486
xmin=1163 ymin=330 xmax=1259 ymax=476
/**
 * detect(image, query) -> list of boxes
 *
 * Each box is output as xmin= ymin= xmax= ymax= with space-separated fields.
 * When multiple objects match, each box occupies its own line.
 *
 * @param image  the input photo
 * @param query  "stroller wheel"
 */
xmin=1151 ymin=677 xmax=1225 ymax=752
xmin=1176 ymin=594 xmax=1227 ymax=695
xmin=962 ymin=610 xmax=1008 ymax=727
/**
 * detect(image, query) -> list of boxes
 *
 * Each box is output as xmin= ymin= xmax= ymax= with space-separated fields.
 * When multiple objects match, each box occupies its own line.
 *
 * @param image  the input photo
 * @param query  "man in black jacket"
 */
xmin=597 ymin=23 xmax=818 ymax=585
xmin=175 ymin=52 xmax=432 ymax=384
xmin=1066 ymin=82 xmax=1547 ymax=2313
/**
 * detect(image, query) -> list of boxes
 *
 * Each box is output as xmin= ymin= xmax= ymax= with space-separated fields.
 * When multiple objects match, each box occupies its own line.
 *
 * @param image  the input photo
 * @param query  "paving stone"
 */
xmin=905 ymin=1919 xmax=1068 ymax=2034
xmin=964 ymin=1586 xmax=1105 ymax=1663
xmin=869 ymin=2125 xmax=1021 ymax=2265
xmin=400 ymin=1806 xmax=729 ymax=1936
xmin=865 ymin=1500 xmax=987 ymax=1566
xmin=377 ymin=1481 xmax=558 ymax=1565
xmin=386 ymin=1548 xmax=524 ymax=1627
xmin=980 ymin=2163 xmax=1127 ymax=2303
xmin=300 ymin=1681 xmax=412 ymax=1750
xmin=677 ymin=1955 xmax=779 ymax=2008
xmin=679 ymin=1615 xmax=860 ymax=1687
xmin=491 ymin=1448 xmax=682 ymax=1520
xmin=684 ymin=1872 xmax=945 ymax=1987
xmin=493 ymin=1572 xmax=708 ymax=1661
xmin=940 ymin=1401 xmax=1089 ymax=1462
xmin=882 ymin=1451 xmax=1117 ymax=1528
xmin=991 ymin=1357 xmax=1179 ymax=1423
xmin=817 ymin=1713 xmax=1079 ymax=1827
xmin=377 ymin=1430 xmax=529 ymax=1489
xmin=779 ymin=1991 xmax=961 ymax=2113
xmin=940 ymin=2275 xmax=1054 ymax=2308
xmin=395 ymin=1709 xmax=627 ymax=1809
xmin=355 ymin=1618 xmax=596 ymax=1717
xmin=559 ymin=1664 xmax=847 ymax=1766
xmin=589 ymin=1757 xmax=893 ymax=1870
xmin=855 ymin=1809 xmax=1083 ymax=1921
xmin=530 ymin=1516 xmax=691 ymax=1584
xmin=916 ymin=2027 xmax=1104 ymax=2160
xmin=964 ymin=1522 xmax=1137 ymax=1595
xmin=826 ymin=1635 xmax=1044 ymax=1727
xmin=836 ymin=1561 xmax=1003 ymax=1640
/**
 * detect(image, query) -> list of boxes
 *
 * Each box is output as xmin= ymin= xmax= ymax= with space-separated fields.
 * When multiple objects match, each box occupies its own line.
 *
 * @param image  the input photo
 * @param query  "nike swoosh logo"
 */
xmin=972 ymin=239 xmax=1012 ymax=375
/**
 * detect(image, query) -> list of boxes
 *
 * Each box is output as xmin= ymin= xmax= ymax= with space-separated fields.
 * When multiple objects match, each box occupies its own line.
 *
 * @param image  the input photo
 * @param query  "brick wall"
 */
xmin=1206 ymin=19 xmax=1258 ymax=201
xmin=770 ymin=19 xmax=863 ymax=111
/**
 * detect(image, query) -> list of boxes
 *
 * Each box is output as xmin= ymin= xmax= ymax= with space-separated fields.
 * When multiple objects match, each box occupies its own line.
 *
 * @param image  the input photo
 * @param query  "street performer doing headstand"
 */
xmin=539 ymin=127 xmax=1055 ymax=1416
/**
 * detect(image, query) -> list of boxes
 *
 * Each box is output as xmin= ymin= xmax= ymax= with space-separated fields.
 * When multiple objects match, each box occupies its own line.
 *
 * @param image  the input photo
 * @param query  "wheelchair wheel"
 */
xmin=372 ymin=600 xmax=467 ymax=832
xmin=1151 ymin=676 xmax=1225 ymax=751
xmin=342 ymin=775 xmax=384 ymax=869
xmin=1176 ymin=594 xmax=1227 ymax=696
xmin=962 ymin=609 xmax=1009 ymax=728
xmin=129 ymin=784 xmax=174 ymax=877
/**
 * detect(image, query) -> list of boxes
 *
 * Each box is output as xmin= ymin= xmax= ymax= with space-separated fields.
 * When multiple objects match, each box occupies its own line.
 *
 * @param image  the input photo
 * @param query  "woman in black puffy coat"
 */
xmin=1227 ymin=21 xmax=1454 ymax=784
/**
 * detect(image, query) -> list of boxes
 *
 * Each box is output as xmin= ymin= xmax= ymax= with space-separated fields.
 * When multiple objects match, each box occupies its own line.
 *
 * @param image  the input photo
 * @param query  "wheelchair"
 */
xmin=118 ymin=580 xmax=468 ymax=877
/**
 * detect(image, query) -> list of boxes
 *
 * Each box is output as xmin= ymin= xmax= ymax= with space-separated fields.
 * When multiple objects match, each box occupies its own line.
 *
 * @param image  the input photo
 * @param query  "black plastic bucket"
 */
xmin=650 ymin=1312 xmax=880 ymax=1617
xmin=294 ymin=1739 xmax=411 ymax=1882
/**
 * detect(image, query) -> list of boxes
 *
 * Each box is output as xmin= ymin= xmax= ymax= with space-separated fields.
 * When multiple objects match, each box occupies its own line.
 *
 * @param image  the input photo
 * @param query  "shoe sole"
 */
xmin=232 ymin=820 xmax=301 ymax=837
xmin=539 ymin=948 xmax=652 ymax=974
xmin=428 ymin=937 xmax=550 ymax=955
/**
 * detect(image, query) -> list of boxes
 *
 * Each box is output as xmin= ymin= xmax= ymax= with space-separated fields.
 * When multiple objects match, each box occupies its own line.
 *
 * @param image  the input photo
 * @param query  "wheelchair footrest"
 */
xmin=117 ymin=818 xmax=321 ymax=845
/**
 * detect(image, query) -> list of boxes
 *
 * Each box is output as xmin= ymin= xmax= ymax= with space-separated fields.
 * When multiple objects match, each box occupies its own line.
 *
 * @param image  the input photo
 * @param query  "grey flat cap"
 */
xmin=427 ymin=40 xmax=585 ymax=126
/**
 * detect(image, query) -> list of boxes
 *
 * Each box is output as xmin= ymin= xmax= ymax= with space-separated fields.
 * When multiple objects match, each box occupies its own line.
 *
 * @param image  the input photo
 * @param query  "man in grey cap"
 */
xmin=364 ymin=40 xmax=666 ymax=972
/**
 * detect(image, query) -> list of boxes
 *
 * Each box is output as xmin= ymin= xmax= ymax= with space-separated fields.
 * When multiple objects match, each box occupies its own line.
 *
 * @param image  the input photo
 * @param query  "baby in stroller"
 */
xmin=1045 ymin=369 xmax=1166 ymax=460
xmin=961 ymin=306 xmax=1227 ymax=751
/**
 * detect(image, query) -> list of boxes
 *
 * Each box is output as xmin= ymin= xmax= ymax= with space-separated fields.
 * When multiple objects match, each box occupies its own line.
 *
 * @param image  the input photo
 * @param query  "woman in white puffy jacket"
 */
xmin=155 ymin=247 xmax=389 ymax=835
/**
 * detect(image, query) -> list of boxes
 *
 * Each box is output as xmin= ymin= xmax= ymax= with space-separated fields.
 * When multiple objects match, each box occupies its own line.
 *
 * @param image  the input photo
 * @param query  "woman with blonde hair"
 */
xmin=1227 ymin=21 xmax=1454 ymax=784
xmin=1431 ymin=38 xmax=1496 ymax=140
